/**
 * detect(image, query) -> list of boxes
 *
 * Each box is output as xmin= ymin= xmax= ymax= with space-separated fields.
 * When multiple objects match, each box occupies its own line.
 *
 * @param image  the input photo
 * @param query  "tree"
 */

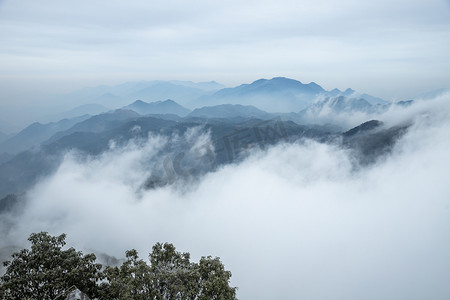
xmin=100 ymin=249 xmax=155 ymax=299
xmin=1 ymin=233 xmax=237 ymax=300
xmin=102 ymin=242 xmax=237 ymax=300
xmin=148 ymin=242 xmax=201 ymax=300
xmin=196 ymin=256 xmax=236 ymax=300
xmin=0 ymin=232 xmax=103 ymax=300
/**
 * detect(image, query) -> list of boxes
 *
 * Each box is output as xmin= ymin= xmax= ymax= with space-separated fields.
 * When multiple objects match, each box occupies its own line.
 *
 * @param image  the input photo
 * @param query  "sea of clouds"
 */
xmin=1 ymin=93 xmax=450 ymax=299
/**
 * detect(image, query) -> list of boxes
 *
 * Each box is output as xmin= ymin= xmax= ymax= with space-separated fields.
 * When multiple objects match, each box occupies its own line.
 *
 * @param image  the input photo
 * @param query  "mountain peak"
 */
xmin=250 ymin=78 xmax=269 ymax=85
xmin=270 ymin=77 xmax=303 ymax=84
xmin=28 ymin=122 xmax=44 ymax=128
xmin=271 ymin=76 xmax=297 ymax=81
xmin=131 ymin=99 xmax=147 ymax=105
xmin=188 ymin=104 xmax=269 ymax=119
xmin=307 ymin=81 xmax=323 ymax=90
xmin=343 ymin=120 xmax=383 ymax=137
xmin=344 ymin=88 xmax=355 ymax=94
xmin=162 ymin=99 xmax=176 ymax=104
xmin=247 ymin=77 xmax=325 ymax=92
xmin=123 ymin=99 xmax=190 ymax=117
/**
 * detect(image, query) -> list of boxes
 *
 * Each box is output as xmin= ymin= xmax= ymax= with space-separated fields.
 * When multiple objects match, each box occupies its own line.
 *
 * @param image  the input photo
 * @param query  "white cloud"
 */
xmin=2 ymin=94 xmax=450 ymax=299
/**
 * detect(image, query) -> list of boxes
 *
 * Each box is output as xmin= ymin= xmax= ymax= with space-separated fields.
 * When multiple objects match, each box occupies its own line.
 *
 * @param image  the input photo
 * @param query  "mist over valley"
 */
xmin=1 ymin=77 xmax=450 ymax=299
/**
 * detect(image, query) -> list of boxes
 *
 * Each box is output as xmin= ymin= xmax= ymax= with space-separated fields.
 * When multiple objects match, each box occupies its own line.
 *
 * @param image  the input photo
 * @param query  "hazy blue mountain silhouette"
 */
xmin=0 ymin=115 xmax=91 ymax=154
xmin=124 ymin=99 xmax=191 ymax=116
xmin=129 ymin=82 xmax=210 ymax=105
xmin=0 ymin=77 xmax=418 ymax=201
xmin=45 ymin=109 xmax=140 ymax=144
xmin=214 ymin=77 xmax=325 ymax=96
xmin=188 ymin=104 xmax=270 ymax=119
xmin=169 ymin=80 xmax=225 ymax=91
xmin=39 ymin=78 xmax=389 ymax=125
xmin=194 ymin=77 xmax=326 ymax=112
xmin=46 ymin=80 xmax=225 ymax=120
xmin=47 ymin=103 xmax=111 ymax=122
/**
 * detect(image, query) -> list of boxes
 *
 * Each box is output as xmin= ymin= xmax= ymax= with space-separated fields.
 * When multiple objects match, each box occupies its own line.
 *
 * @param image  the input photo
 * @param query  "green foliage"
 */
xmin=100 ymin=249 xmax=154 ymax=299
xmin=0 ymin=232 xmax=103 ymax=300
xmin=101 ymin=243 xmax=237 ymax=300
xmin=0 ymin=233 xmax=237 ymax=300
xmin=197 ymin=256 xmax=236 ymax=300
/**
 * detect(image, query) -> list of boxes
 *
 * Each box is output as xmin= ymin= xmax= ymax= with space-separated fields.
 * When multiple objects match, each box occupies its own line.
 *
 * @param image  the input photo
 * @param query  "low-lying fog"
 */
xmin=2 ymin=94 xmax=450 ymax=299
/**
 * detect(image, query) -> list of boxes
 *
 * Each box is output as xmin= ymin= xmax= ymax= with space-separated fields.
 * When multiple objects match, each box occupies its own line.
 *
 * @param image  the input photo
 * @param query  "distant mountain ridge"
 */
xmin=0 ymin=76 xmax=438 ymax=203
xmin=123 ymin=99 xmax=191 ymax=116
xmin=193 ymin=77 xmax=324 ymax=112
xmin=0 ymin=115 xmax=91 ymax=154
xmin=45 ymin=103 xmax=111 ymax=123
xmin=192 ymin=77 xmax=388 ymax=113
xmin=37 ymin=77 xmax=390 ymax=125
xmin=168 ymin=80 xmax=224 ymax=91
xmin=215 ymin=77 xmax=325 ymax=96
xmin=51 ymin=80 xmax=226 ymax=113
xmin=188 ymin=104 xmax=269 ymax=119
xmin=45 ymin=109 xmax=141 ymax=145
xmin=0 ymin=94 xmax=414 ymax=164
xmin=301 ymin=96 xmax=375 ymax=115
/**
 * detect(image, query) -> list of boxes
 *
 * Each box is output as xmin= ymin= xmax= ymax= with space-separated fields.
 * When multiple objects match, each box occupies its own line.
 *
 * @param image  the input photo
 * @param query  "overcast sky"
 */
xmin=0 ymin=0 xmax=450 ymax=117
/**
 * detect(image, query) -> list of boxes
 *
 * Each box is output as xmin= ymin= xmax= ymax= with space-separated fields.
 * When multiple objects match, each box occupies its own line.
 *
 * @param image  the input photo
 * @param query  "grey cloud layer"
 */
xmin=0 ymin=0 xmax=449 ymax=102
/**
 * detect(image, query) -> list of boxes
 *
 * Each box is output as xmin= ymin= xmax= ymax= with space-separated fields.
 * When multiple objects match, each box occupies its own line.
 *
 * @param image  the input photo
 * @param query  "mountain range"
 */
xmin=124 ymin=99 xmax=191 ymax=117
xmin=47 ymin=104 xmax=111 ymax=122
xmin=45 ymin=80 xmax=226 ymax=118
xmin=0 ymin=78 xmax=412 ymax=158
xmin=0 ymin=76 xmax=420 ymax=203
xmin=190 ymin=77 xmax=389 ymax=112
xmin=0 ymin=110 xmax=409 ymax=201
xmin=188 ymin=104 xmax=270 ymax=119
xmin=35 ymin=77 xmax=389 ymax=124
xmin=0 ymin=115 xmax=91 ymax=155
